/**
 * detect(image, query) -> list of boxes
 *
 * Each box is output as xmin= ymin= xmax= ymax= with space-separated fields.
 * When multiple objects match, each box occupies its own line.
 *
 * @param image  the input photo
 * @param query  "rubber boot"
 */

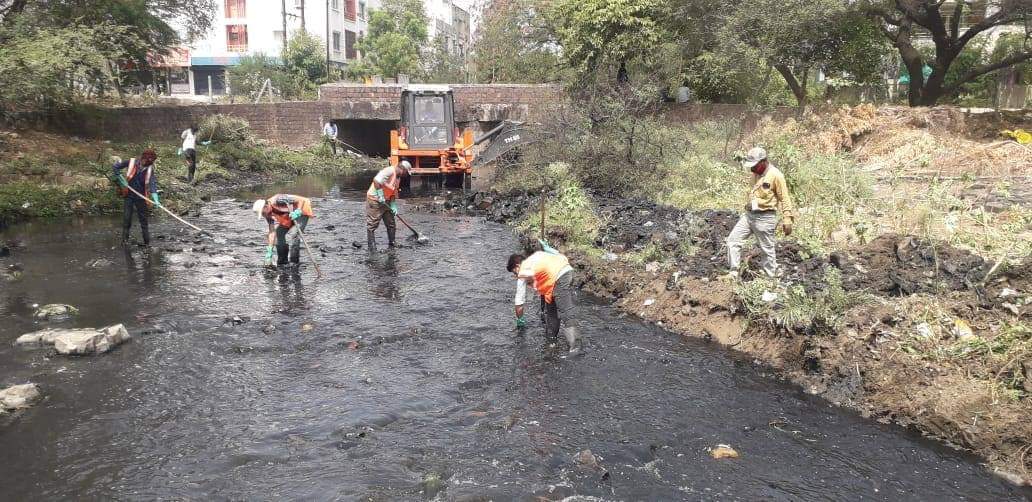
xmin=563 ymin=327 xmax=584 ymax=357
xmin=289 ymin=245 xmax=301 ymax=264
xmin=276 ymin=244 xmax=289 ymax=266
xmin=367 ymin=230 xmax=376 ymax=252
xmin=140 ymin=224 xmax=150 ymax=247
xmin=387 ymin=226 xmax=397 ymax=248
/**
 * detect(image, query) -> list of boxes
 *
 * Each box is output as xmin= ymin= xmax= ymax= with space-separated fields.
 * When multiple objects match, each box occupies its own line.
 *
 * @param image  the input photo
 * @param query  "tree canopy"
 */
xmin=352 ymin=0 xmax=428 ymax=78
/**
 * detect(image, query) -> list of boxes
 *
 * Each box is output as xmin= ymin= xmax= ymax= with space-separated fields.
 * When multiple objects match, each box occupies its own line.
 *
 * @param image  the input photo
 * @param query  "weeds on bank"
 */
xmin=515 ymin=162 xmax=603 ymax=252
xmin=735 ymin=268 xmax=871 ymax=333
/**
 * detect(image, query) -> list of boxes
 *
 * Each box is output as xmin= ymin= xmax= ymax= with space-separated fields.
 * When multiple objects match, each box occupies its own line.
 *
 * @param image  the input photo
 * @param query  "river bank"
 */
xmin=0 ymin=116 xmax=366 ymax=229
xmin=428 ymin=174 xmax=1032 ymax=486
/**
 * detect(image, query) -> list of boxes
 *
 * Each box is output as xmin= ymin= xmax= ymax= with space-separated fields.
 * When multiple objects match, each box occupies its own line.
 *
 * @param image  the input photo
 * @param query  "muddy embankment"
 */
xmin=427 ymin=188 xmax=1032 ymax=485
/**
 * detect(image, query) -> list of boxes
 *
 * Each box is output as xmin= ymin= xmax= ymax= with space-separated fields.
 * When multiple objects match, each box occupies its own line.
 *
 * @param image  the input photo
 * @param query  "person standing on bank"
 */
xmin=725 ymin=147 xmax=795 ymax=278
xmin=323 ymin=121 xmax=338 ymax=156
xmin=113 ymin=149 xmax=161 ymax=247
xmin=366 ymin=160 xmax=410 ymax=251
xmin=181 ymin=124 xmax=198 ymax=182
xmin=252 ymin=194 xmax=315 ymax=267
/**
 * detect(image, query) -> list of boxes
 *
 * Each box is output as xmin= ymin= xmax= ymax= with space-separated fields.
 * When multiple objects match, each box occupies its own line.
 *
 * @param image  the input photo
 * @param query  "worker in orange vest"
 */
xmin=365 ymin=160 xmax=410 ymax=251
xmin=252 ymin=194 xmax=314 ymax=266
xmin=507 ymin=242 xmax=583 ymax=357
xmin=112 ymin=148 xmax=160 ymax=246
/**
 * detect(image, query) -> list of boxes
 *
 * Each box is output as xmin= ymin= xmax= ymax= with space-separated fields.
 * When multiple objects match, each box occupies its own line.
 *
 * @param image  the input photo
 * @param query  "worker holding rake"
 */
xmin=366 ymin=160 xmax=411 ymax=251
xmin=253 ymin=194 xmax=315 ymax=267
xmin=112 ymin=148 xmax=161 ymax=247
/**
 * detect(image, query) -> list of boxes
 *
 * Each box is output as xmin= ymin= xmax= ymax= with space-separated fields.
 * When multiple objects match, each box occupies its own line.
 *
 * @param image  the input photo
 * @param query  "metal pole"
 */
xmin=207 ymin=75 xmax=212 ymax=102
xmin=281 ymin=0 xmax=288 ymax=56
xmin=325 ymin=0 xmax=331 ymax=78
xmin=300 ymin=0 xmax=305 ymax=31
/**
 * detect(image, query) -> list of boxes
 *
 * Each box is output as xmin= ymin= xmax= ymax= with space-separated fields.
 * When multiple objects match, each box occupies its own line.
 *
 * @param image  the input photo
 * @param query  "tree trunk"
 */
xmin=774 ymin=64 xmax=807 ymax=107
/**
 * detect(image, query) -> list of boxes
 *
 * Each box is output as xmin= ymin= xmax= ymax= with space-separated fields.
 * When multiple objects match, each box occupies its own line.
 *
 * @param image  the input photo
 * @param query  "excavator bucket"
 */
xmin=472 ymin=121 xmax=537 ymax=167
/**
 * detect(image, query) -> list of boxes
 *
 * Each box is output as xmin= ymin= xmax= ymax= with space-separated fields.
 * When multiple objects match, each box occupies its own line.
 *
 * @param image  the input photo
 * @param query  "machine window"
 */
xmin=414 ymin=96 xmax=445 ymax=124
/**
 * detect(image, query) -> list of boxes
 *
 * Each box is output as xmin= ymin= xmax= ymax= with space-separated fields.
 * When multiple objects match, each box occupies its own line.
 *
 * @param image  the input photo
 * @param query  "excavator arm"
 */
xmin=469 ymin=120 xmax=538 ymax=167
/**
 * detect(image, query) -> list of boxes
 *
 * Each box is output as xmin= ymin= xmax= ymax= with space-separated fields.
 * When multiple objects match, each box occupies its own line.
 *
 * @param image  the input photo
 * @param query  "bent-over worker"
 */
xmin=366 ymin=160 xmax=410 ymax=250
xmin=253 ymin=194 xmax=314 ymax=266
xmin=725 ymin=146 xmax=795 ymax=278
xmin=113 ymin=148 xmax=161 ymax=246
xmin=508 ymin=245 xmax=584 ymax=357
xmin=181 ymin=124 xmax=198 ymax=182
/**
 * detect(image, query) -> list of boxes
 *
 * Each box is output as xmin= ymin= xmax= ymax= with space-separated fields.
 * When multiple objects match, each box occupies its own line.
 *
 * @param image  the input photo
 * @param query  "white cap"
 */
xmin=251 ymin=199 xmax=266 ymax=217
xmin=398 ymin=160 xmax=411 ymax=172
xmin=741 ymin=147 xmax=767 ymax=168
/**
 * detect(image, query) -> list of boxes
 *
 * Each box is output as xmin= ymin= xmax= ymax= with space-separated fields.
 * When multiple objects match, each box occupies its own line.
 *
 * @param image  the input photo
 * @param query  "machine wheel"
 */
xmin=462 ymin=172 xmax=472 ymax=192
xmin=444 ymin=173 xmax=465 ymax=189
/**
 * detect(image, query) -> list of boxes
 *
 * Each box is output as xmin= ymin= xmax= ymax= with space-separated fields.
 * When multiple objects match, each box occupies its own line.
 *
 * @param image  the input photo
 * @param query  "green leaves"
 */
xmin=354 ymin=0 xmax=428 ymax=78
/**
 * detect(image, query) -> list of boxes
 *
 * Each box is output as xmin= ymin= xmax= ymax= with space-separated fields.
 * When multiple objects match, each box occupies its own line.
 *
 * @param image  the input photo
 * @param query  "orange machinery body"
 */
xmin=389 ymin=128 xmax=475 ymax=177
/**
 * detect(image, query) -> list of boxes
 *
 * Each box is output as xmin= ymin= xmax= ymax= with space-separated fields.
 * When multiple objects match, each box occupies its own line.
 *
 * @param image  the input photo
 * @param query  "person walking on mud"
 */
xmin=253 ymin=194 xmax=315 ymax=267
xmin=724 ymin=147 xmax=795 ymax=278
xmin=366 ymin=160 xmax=410 ymax=251
xmin=181 ymin=124 xmax=198 ymax=182
xmin=508 ymin=244 xmax=584 ymax=357
xmin=323 ymin=121 xmax=338 ymax=156
xmin=112 ymin=148 xmax=161 ymax=247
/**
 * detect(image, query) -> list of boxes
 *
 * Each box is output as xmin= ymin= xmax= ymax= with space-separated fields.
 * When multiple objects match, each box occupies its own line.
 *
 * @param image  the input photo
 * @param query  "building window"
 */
xmin=345 ymin=30 xmax=357 ymax=59
xmin=225 ymin=0 xmax=245 ymax=18
xmin=332 ymin=31 xmax=341 ymax=53
xmin=294 ymin=0 xmax=302 ymax=7
xmin=345 ymin=0 xmax=356 ymax=21
xmin=226 ymin=25 xmax=248 ymax=52
xmin=331 ymin=0 xmax=339 ymax=10
xmin=358 ymin=1 xmax=366 ymax=19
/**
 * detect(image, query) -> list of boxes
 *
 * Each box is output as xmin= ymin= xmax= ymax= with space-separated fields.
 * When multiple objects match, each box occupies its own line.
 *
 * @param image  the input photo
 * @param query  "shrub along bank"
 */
xmin=433 ymin=105 xmax=1032 ymax=484
xmin=0 ymin=115 xmax=357 ymax=228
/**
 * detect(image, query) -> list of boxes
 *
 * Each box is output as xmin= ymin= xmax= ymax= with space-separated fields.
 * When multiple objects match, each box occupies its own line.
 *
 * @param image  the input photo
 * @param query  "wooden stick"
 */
xmin=294 ymin=225 xmax=323 ymax=278
xmin=124 ymin=184 xmax=207 ymax=235
xmin=540 ymin=193 xmax=546 ymax=241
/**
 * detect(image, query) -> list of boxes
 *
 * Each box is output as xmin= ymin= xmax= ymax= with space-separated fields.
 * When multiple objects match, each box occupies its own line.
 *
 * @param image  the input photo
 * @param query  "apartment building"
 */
xmin=164 ymin=0 xmax=377 ymax=96
xmin=159 ymin=0 xmax=474 ymax=96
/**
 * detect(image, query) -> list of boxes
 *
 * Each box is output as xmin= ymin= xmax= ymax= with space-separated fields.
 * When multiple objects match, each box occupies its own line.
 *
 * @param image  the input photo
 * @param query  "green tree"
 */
xmin=353 ymin=0 xmax=428 ymax=78
xmin=546 ymin=0 xmax=668 ymax=83
xmin=422 ymin=35 xmax=466 ymax=83
xmin=283 ymin=31 xmax=326 ymax=83
xmin=864 ymin=0 xmax=1032 ymax=106
xmin=471 ymin=0 xmax=565 ymax=83
xmin=720 ymin=0 xmax=890 ymax=106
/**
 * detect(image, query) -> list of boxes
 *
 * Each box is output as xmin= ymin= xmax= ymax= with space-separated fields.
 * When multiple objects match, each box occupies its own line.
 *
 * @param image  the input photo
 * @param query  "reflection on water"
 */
xmin=0 ymin=174 xmax=1028 ymax=500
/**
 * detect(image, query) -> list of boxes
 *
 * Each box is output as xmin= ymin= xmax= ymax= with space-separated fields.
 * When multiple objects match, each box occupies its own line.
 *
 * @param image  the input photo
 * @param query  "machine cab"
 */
xmin=400 ymin=85 xmax=456 ymax=150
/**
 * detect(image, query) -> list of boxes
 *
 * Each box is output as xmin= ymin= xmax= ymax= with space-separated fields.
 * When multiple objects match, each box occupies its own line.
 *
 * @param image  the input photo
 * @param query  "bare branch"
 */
xmin=945 ymin=50 xmax=1032 ymax=93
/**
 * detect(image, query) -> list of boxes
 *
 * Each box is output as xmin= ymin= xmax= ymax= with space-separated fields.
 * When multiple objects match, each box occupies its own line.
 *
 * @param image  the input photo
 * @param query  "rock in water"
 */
xmin=710 ymin=445 xmax=739 ymax=459
xmin=33 ymin=304 xmax=79 ymax=320
xmin=16 ymin=325 xmax=131 ymax=355
xmin=0 ymin=383 xmax=41 ymax=411
xmin=573 ymin=449 xmax=600 ymax=469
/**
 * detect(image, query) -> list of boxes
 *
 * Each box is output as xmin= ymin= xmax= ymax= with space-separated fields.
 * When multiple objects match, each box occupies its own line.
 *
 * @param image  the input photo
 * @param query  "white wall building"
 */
xmin=164 ymin=0 xmax=476 ymax=96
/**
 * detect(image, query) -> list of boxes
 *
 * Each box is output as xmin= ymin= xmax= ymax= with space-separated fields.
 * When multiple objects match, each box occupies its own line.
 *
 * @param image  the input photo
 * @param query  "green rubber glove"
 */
xmin=289 ymin=208 xmax=302 ymax=220
xmin=539 ymin=239 xmax=559 ymax=255
xmin=176 ymin=147 xmax=183 ymax=156
xmin=117 ymin=175 xmax=129 ymax=188
xmin=264 ymin=245 xmax=274 ymax=261
xmin=375 ymin=188 xmax=386 ymax=204
xmin=200 ymin=140 xmax=211 ymax=146
xmin=515 ymin=315 xmax=527 ymax=328
xmin=151 ymin=193 xmax=161 ymax=207
xmin=389 ymin=201 xmax=398 ymax=215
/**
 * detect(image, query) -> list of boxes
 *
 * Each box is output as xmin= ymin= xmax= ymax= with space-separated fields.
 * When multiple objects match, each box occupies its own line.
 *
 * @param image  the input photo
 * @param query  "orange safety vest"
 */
xmin=521 ymin=252 xmax=571 ymax=303
xmin=367 ymin=167 xmax=400 ymax=202
xmin=265 ymin=194 xmax=314 ymax=228
xmin=122 ymin=158 xmax=152 ymax=198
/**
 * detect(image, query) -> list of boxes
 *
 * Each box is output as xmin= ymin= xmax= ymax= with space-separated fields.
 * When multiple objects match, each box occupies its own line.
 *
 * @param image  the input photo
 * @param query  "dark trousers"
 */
xmin=328 ymin=138 xmax=337 ymax=155
xmin=274 ymin=216 xmax=308 ymax=264
xmin=365 ymin=199 xmax=397 ymax=243
xmin=122 ymin=197 xmax=150 ymax=244
xmin=185 ymin=148 xmax=197 ymax=181
xmin=540 ymin=271 xmax=577 ymax=337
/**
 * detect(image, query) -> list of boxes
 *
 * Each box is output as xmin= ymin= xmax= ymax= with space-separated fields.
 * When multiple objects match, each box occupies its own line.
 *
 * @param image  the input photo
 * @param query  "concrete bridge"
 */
xmin=42 ymin=84 xmax=562 ymax=152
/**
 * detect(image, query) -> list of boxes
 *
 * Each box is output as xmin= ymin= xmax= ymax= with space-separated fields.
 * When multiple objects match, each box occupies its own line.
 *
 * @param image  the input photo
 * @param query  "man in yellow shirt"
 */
xmin=726 ymin=147 xmax=795 ymax=278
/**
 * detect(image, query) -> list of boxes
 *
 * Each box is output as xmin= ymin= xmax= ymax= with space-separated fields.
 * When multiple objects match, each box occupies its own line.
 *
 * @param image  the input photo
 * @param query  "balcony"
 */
xmin=226 ymin=44 xmax=248 ymax=53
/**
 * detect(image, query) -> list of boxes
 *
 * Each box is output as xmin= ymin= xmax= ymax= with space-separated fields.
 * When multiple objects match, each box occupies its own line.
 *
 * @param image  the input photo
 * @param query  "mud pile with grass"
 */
xmin=433 ymin=184 xmax=1032 ymax=485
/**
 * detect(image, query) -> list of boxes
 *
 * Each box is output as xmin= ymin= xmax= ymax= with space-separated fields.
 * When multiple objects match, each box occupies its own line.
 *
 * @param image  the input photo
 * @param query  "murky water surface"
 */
xmin=1 ymin=174 xmax=1028 ymax=501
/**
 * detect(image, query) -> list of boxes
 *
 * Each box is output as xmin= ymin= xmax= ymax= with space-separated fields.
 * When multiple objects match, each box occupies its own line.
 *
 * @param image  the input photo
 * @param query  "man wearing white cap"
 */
xmin=725 ymin=147 xmax=795 ymax=278
xmin=365 ymin=160 xmax=410 ymax=250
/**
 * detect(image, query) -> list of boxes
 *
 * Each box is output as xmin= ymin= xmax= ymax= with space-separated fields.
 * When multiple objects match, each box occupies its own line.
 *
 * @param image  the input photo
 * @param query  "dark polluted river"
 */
xmin=0 ymin=173 xmax=1028 ymax=501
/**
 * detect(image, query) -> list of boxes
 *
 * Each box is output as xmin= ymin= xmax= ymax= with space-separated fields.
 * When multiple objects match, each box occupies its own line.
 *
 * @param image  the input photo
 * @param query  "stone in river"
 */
xmin=0 ymin=383 xmax=42 ymax=411
xmin=16 ymin=325 xmax=131 ymax=355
